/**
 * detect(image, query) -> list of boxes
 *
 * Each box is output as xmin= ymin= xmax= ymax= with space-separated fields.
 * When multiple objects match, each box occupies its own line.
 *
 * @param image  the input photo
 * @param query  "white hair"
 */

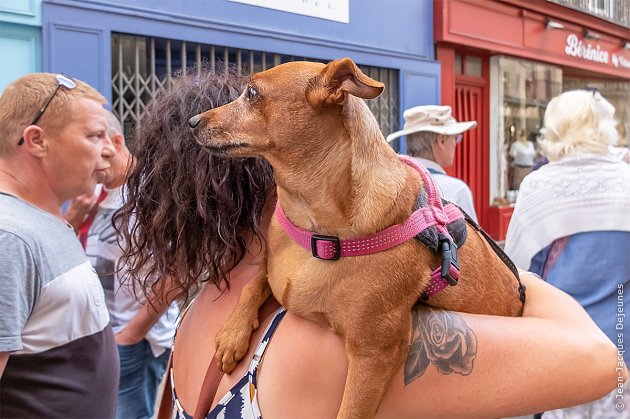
xmin=105 ymin=110 xmax=124 ymax=138
xmin=539 ymin=89 xmax=618 ymax=161
xmin=407 ymin=131 xmax=438 ymax=159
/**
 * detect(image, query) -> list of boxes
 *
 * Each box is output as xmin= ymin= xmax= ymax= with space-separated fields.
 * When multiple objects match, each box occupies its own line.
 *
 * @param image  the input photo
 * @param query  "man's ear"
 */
xmin=432 ymin=134 xmax=447 ymax=152
xmin=110 ymin=133 xmax=125 ymax=151
xmin=306 ymin=57 xmax=384 ymax=107
xmin=21 ymin=126 xmax=48 ymax=158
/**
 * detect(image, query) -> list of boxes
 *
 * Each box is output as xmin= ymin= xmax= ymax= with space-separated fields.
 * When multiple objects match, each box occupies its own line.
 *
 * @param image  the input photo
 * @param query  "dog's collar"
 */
xmin=274 ymin=154 xmax=464 ymax=298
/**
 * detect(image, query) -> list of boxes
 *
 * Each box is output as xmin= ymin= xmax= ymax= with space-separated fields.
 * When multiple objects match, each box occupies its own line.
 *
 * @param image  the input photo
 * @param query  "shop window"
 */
xmin=455 ymin=53 xmax=463 ymax=75
xmin=455 ymin=53 xmax=482 ymax=77
xmin=496 ymin=56 xmax=562 ymax=203
xmin=110 ymin=33 xmax=399 ymax=141
xmin=464 ymin=56 xmax=482 ymax=77
xmin=588 ymin=0 xmax=613 ymax=19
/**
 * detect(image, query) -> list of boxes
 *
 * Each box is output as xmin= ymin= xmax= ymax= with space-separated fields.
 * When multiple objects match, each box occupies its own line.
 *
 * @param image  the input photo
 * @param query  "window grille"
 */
xmin=111 ymin=33 xmax=399 ymax=140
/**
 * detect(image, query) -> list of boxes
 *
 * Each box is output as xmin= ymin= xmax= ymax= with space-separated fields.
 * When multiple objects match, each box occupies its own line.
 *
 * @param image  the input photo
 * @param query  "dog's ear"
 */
xmin=307 ymin=58 xmax=384 ymax=107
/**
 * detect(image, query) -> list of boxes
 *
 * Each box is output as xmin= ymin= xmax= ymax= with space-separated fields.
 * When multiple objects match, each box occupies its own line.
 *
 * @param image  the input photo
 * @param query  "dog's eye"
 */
xmin=246 ymin=85 xmax=258 ymax=101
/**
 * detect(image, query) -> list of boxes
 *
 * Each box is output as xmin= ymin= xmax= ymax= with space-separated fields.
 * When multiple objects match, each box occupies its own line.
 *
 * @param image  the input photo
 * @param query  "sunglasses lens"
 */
xmin=456 ymin=134 xmax=463 ymax=143
xmin=56 ymin=74 xmax=77 ymax=89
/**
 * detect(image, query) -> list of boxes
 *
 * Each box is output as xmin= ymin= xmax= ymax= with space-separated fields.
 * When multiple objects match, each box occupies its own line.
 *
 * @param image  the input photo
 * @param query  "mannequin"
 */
xmin=509 ymin=130 xmax=535 ymax=190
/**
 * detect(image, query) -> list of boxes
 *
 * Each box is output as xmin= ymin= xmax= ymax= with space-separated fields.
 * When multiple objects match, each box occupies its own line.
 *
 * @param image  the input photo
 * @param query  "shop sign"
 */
xmin=564 ymin=34 xmax=609 ymax=64
xmin=564 ymin=34 xmax=630 ymax=70
xmin=228 ymin=0 xmax=349 ymax=23
xmin=612 ymin=54 xmax=630 ymax=69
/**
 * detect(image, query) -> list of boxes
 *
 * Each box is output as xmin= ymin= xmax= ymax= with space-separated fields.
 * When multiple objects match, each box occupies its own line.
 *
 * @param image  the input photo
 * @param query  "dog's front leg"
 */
xmin=337 ymin=309 xmax=412 ymax=419
xmin=214 ymin=264 xmax=272 ymax=373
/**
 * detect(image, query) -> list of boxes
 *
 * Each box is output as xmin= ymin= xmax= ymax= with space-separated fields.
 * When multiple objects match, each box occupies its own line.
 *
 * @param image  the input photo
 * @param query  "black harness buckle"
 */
xmin=311 ymin=234 xmax=341 ymax=260
xmin=438 ymin=233 xmax=459 ymax=286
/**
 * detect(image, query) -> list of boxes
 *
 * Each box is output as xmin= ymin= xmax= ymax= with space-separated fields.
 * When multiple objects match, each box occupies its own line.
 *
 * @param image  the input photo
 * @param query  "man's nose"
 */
xmin=189 ymin=115 xmax=202 ymax=129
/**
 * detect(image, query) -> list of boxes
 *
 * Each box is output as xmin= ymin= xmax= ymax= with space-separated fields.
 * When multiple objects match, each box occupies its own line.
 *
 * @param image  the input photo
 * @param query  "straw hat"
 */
xmin=386 ymin=105 xmax=477 ymax=143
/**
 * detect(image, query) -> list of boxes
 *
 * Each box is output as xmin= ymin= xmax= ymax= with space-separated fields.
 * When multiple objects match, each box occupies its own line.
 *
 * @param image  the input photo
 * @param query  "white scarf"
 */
xmin=504 ymin=153 xmax=630 ymax=269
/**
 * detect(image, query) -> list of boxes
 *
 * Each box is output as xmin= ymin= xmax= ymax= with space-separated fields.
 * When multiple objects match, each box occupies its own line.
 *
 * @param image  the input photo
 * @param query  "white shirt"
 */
xmin=412 ymin=157 xmax=478 ymax=223
xmin=85 ymin=187 xmax=179 ymax=357
xmin=509 ymin=140 xmax=536 ymax=167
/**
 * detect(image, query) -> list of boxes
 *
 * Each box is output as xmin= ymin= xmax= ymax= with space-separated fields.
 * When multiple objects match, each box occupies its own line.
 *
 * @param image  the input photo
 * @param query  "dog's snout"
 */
xmin=189 ymin=115 xmax=202 ymax=129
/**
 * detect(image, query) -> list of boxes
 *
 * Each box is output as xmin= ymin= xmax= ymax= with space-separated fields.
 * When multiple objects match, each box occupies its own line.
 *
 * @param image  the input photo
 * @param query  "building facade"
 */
xmin=435 ymin=0 xmax=630 ymax=239
xmin=42 ymin=0 xmax=441 ymax=150
xmin=0 ymin=0 xmax=43 ymax=92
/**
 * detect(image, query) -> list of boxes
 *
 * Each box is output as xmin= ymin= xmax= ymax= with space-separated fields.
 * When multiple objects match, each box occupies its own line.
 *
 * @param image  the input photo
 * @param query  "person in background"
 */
xmin=508 ymin=129 xmax=536 ymax=190
xmin=0 ymin=73 xmax=118 ymax=417
xmin=387 ymin=105 xmax=478 ymax=222
xmin=114 ymin=67 xmax=622 ymax=418
xmin=505 ymin=88 xmax=630 ymax=418
xmin=64 ymin=182 xmax=106 ymax=248
xmin=87 ymin=110 xmax=178 ymax=419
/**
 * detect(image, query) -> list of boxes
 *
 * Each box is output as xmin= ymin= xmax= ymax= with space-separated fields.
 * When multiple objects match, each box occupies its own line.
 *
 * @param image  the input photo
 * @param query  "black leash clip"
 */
xmin=438 ymin=233 xmax=459 ymax=286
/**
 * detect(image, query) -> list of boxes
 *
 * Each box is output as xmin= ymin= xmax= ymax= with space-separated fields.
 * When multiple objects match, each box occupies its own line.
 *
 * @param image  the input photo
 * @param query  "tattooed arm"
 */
xmin=404 ymin=304 xmax=478 ymax=384
xmin=257 ymin=273 xmax=623 ymax=419
xmin=375 ymin=272 xmax=623 ymax=418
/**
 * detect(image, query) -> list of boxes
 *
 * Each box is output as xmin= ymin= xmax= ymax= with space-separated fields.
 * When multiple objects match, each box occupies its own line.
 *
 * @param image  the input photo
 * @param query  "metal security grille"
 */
xmin=111 ymin=33 xmax=399 ymax=139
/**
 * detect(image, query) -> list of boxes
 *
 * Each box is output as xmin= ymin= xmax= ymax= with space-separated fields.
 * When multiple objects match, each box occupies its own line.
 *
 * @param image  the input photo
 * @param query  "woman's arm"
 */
xmin=258 ymin=273 xmax=624 ymax=418
xmin=384 ymin=272 xmax=623 ymax=418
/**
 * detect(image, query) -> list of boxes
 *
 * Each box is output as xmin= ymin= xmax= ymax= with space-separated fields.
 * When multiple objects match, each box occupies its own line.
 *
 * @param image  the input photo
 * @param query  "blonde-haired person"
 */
xmin=0 ymin=73 xmax=119 ymax=417
xmin=505 ymin=88 xmax=630 ymax=418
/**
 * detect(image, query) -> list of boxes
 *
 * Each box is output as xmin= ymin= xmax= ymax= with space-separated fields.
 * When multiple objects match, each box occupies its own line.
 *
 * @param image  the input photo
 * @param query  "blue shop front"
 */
xmin=42 ymin=0 xmax=440 ymax=150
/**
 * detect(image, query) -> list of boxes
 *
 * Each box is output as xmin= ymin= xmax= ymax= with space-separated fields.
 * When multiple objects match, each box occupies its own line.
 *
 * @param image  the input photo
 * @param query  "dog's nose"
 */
xmin=189 ymin=115 xmax=202 ymax=129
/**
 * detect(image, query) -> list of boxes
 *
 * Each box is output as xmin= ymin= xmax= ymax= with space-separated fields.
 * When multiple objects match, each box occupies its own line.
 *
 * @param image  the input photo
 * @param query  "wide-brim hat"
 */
xmin=386 ymin=105 xmax=477 ymax=143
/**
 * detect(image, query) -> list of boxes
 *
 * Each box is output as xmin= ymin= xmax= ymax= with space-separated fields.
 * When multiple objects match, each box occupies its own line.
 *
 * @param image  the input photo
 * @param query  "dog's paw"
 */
xmin=214 ymin=318 xmax=259 ymax=373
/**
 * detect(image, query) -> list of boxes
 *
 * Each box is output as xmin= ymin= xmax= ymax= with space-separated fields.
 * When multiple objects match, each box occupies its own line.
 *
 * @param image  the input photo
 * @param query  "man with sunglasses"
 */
xmin=0 ymin=73 xmax=118 ymax=418
xmin=387 ymin=105 xmax=479 ymax=222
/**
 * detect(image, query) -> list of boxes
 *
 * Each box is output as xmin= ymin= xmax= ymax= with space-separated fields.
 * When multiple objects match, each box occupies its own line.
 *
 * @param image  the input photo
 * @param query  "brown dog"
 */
xmin=190 ymin=58 xmax=524 ymax=419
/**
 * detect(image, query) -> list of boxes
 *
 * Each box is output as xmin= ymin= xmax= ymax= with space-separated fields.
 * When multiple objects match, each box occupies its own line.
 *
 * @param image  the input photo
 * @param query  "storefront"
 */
xmin=42 ymin=0 xmax=441 ymax=146
xmin=0 ymin=0 xmax=42 ymax=92
xmin=435 ymin=0 xmax=630 ymax=240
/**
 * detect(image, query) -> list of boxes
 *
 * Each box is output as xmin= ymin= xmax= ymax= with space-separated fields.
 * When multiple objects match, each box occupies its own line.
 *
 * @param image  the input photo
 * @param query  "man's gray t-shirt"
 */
xmin=0 ymin=192 xmax=118 ymax=418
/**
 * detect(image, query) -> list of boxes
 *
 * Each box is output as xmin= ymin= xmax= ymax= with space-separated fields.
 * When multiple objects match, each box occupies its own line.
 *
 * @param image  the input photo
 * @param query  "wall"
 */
xmin=0 ymin=0 xmax=43 ymax=93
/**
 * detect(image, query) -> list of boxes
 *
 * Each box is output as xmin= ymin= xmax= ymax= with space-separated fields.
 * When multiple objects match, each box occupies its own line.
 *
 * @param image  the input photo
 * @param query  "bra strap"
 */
xmin=156 ymin=353 xmax=173 ymax=419
xmin=192 ymin=297 xmax=281 ymax=419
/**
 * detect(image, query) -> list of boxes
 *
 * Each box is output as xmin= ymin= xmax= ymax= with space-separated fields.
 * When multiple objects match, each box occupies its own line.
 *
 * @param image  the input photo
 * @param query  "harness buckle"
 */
xmin=311 ymin=234 xmax=341 ymax=261
xmin=438 ymin=234 xmax=459 ymax=286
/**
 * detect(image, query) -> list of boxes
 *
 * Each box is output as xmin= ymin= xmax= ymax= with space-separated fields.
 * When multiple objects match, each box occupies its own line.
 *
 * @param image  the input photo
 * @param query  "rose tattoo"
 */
xmin=404 ymin=304 xmax=478 ymax=385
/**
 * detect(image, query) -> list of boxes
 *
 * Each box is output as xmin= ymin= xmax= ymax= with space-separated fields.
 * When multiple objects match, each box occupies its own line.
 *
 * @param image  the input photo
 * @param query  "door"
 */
xmin=449 ymin=81 xmax=488 ymax=225
xmin=438 ymin=47 xmax=490 ymax=228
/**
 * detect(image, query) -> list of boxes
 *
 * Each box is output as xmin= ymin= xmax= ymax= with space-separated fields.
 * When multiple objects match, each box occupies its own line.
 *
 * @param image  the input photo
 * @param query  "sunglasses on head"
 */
xmin=18 ymin=74 xmax=77 ymax=146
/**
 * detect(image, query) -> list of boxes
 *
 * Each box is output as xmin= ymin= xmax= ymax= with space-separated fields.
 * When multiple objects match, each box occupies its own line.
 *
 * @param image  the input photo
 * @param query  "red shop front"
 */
xmin=434 ymin=0 xmax=630 ymax=240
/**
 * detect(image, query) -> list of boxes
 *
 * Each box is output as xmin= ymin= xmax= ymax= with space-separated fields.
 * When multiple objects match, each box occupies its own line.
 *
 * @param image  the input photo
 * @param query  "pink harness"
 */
xmin=274 ymin=155 xmax=465 ymax=298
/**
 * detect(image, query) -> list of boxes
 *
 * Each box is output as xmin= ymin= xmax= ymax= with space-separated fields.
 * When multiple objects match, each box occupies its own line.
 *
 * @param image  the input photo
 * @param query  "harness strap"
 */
xmin=274 ymin=154 xmax=464 ymax=298
xmin=462 ymin=211 xmax=527 ymax=303
xmin=275 ymin=202 xmax=463 ymax=261
xmin=274 ymin=155 xmax=464 ymax=261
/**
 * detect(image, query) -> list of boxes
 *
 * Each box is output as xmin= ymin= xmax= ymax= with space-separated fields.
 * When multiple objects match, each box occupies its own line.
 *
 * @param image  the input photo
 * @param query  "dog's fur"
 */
xmin=190 ymin=58 xmax=523 ymax=419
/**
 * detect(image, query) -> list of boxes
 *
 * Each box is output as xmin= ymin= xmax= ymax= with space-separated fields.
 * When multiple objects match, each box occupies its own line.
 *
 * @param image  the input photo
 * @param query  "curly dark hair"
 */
xmin=114 ymin=65 xmax=275 ymax=302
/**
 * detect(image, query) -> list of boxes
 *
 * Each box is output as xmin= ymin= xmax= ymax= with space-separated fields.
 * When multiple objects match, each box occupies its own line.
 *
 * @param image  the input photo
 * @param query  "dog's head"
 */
xmin=189 ymin=58 xmax=384 ymax=161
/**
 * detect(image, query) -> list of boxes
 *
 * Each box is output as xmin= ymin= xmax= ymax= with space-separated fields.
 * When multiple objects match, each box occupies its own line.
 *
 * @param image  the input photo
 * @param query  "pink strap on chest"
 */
xmin=274 ymin=154 xmax=462 ymax=266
